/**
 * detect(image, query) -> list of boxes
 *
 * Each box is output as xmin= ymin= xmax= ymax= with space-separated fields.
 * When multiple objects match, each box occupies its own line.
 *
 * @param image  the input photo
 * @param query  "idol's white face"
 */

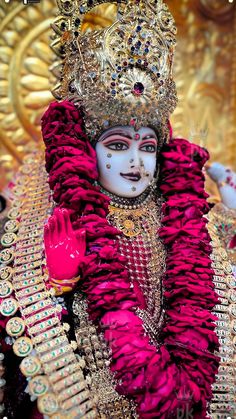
xmin=95 ymin=126 xmax=158 ymax=198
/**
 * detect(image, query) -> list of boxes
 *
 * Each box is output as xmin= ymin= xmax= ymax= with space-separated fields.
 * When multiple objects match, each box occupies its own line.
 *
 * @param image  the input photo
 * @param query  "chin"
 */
xmin=109 ymin=186 xmax=149 ymax=198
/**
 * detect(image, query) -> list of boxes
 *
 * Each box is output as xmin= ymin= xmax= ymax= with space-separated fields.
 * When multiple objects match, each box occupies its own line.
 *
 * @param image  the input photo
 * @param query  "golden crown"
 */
xmin=52 ymin=0 xmax=178 ymax=140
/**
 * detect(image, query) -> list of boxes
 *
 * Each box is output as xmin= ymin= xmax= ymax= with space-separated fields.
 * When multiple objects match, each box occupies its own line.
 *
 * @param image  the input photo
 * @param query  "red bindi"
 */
xmin=135 ymin=133 xmax=140 ymax=140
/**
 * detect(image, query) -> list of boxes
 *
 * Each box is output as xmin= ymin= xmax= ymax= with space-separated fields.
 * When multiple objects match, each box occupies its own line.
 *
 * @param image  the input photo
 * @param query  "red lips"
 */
xmin=120 ymin=172 xmax=141 ymax=181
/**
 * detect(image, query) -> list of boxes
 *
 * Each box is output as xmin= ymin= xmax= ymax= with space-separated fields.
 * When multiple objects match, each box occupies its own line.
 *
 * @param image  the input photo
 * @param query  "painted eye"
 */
xmin=140 ymin=144 xmax=156 ymax=153
xmin=106 ymin=142 xmax=128 ymax=151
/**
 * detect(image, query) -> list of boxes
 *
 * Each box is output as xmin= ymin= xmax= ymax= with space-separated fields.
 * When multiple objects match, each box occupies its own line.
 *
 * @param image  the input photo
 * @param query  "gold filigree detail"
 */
xmin=73 ymin=291 xmax=135 ymax=418
xmin=108 ymin=205 xmax=145 ymax=237
xmin=108 ymin=199 xmax=166 ymax=343
xmin=52 ymin=0 xmax=177 ymax=139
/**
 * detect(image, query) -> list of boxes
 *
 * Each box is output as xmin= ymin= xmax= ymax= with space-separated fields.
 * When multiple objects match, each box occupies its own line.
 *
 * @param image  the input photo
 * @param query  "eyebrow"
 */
xmin=141 ymin=134 xmax=157 ymax=141
xmin=100 ymin=130 xmax=133 ymax=141
xmin=99 ymin=130 xmax=157 ymax=142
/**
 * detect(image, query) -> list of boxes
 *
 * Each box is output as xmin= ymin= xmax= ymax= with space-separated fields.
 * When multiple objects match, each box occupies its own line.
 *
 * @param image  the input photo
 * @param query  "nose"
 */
xmin=129 ymin=149 xmax=140 ymax=168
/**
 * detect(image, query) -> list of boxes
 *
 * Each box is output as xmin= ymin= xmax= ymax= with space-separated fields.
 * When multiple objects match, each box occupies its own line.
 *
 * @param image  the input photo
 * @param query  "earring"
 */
xmin=149 ymin=177 xmax=157 ymax=191
xmin=149 ymin=164 xmax=159 ymax=191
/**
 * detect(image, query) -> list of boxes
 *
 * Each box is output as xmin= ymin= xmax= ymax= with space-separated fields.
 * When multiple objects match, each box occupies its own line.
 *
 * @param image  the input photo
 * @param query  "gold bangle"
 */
xmin=21 ymin=207 xmax=46 ymax=215
xmin=15 ymin=284 xmax=45 ymax=299
xmin=28 ymin=317 xmax=60 ymax=335
xmin=40 ymin=343 xmax=75 ymax=364
xmin=50 ymin=276 xmax=81 ymax=296
xmin=58 ymin=380 xmax=87 ymax=403
xmin=61 ymin=391 xmax=91 ymax=411
xmin=36 ymin=335 xmax=68 ymax=354
xmin=19 ymin=224 xmax=43 ymax=234
xmin=24 ymin=306 xmax=61 ymax=326
xmin=14 ymin=260 xmax=42 ymax=273
xmin=32 ymin=324 xmax=69 ymax=345
xmin=15 ymin=245 xmax=42 ymax=257
xmin=52 ymin=370 xmax=83 ymax=391
xmin=50 ymin=276 xmax=81 ymax=285
xmin=13 ymin=268 xmax=43 ymax=281
xmin=21 ymin=299 xmax=52 ymax=317
xmin=14 ymin=276 xmax=44 ymax=290
xmin=49 ymin=361 xmax=81 ymax=384
xmin=43 ymin=353 xmax=76 ymax=374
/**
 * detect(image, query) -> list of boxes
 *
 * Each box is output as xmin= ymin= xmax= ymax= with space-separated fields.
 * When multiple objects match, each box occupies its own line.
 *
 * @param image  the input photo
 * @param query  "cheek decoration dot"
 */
xmin=107 ymin=153 xmax=112 ymax=158
xmin=106 ymin=164 xmax=111 ymax=169
xmin=132 ymin=187 xmax=137 ymax=192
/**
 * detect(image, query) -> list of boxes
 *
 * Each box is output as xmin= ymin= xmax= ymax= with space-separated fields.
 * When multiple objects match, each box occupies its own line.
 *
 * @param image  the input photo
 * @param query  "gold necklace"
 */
xmin=108 ymin=205 xmax=147 ymax=237
xmin=108 ymin=199 xmax=166 ymax=345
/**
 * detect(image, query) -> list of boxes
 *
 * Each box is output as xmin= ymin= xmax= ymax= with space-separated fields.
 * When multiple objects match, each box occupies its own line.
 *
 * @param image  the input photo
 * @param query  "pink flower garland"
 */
xmin=42 ymin=101 xmax=219 ymax=418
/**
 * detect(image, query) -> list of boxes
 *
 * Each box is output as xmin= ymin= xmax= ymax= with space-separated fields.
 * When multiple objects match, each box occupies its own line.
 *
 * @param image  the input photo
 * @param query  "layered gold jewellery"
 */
xmin=72 ymin=291 xmax=137 ymax=418
xmin=52 ymin=0 xmax=177 ymax=142
xmin=71 ymin=190 xmax=165 ymax=417
xmin=206 ymin=217 xmax=236 ymax=417
xmin=106 ymin=192 xmax=166 ymax=345
xmin=0 ymin=153 xmax=97 ymax=418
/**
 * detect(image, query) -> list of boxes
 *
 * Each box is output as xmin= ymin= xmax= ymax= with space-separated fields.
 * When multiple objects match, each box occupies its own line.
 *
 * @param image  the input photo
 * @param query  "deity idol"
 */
xmin=0 ymin=1 xmax=235 ymax=418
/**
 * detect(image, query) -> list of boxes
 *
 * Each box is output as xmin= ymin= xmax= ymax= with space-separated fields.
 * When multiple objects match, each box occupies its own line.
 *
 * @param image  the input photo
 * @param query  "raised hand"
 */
xmin=44 ymin=207 xmax=86 ymax=292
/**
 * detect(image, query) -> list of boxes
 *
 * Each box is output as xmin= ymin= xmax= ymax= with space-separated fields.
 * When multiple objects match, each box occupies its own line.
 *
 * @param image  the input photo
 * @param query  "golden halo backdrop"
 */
xmin=0 ymin=0 xmax=236 ymax=197
xmin=0 ymin=0 xmax=116 ymax=190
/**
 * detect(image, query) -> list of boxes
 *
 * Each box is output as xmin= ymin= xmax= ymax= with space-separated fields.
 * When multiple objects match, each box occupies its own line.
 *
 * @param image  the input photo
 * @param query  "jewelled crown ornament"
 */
xmin=52 ymin=0 xmax=178 ymax=141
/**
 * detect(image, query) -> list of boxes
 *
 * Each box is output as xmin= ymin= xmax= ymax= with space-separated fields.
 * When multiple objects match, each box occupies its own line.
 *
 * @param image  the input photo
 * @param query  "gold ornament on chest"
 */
xmin=108 ymin=205 xmax=149 ymax=237
xmin=108 ymin=201 xmax=160 ymax=237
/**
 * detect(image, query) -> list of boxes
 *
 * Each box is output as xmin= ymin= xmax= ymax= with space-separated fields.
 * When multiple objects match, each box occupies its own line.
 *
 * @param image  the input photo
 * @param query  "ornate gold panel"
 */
xmin=167 ymin=0 xmax=236 ymax=171
xmin=0 ymin=0 xmax=235 ymax=191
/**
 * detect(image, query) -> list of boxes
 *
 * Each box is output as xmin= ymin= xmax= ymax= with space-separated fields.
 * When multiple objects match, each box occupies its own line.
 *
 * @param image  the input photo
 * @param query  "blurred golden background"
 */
xmin=0 ymin=0 xmax=235 ymax=194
